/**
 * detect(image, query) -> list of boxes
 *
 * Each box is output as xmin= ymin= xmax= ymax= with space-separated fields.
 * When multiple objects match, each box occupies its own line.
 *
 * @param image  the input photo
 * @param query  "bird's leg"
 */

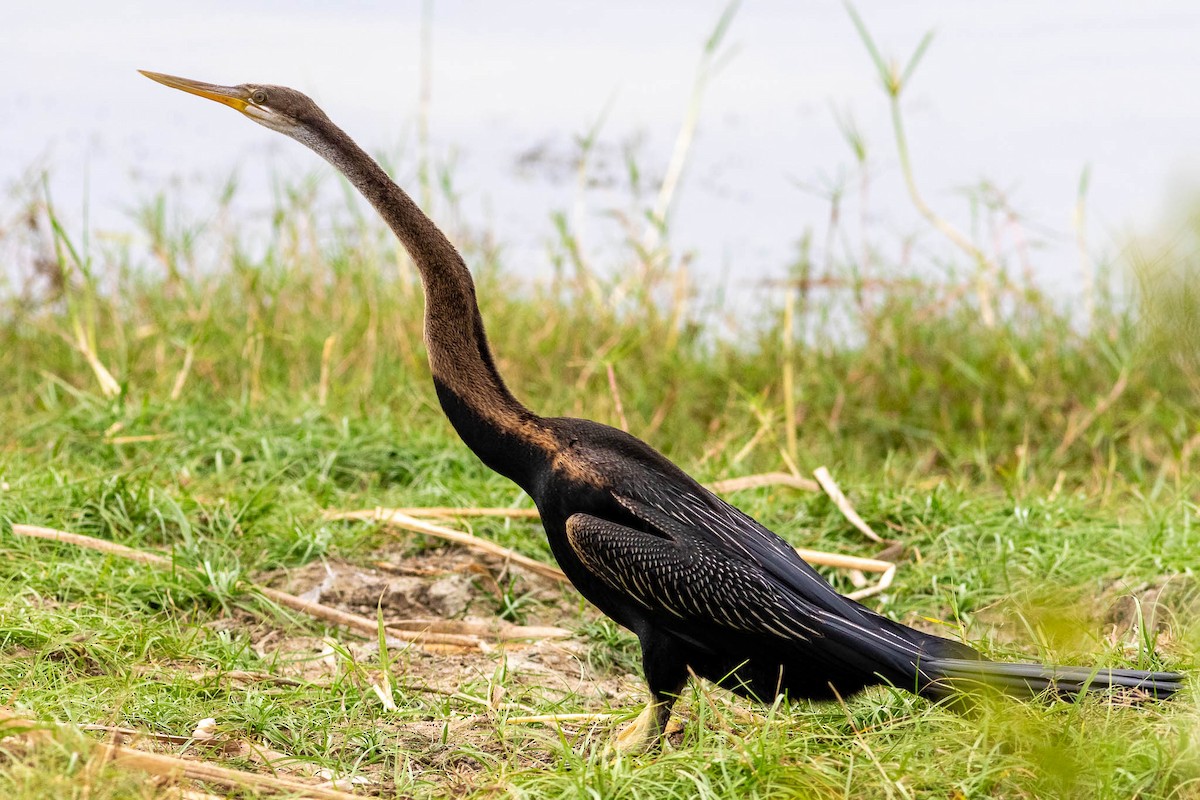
xmin=612 ymin=633 xmax=688 ymax=754
xmin=612 ymin=694 xmax=675 ymax=753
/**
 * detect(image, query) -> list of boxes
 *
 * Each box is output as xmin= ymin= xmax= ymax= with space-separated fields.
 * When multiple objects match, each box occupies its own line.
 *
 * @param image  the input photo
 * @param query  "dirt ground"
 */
xmin=242 ymin=541 xmax=652 ymax=781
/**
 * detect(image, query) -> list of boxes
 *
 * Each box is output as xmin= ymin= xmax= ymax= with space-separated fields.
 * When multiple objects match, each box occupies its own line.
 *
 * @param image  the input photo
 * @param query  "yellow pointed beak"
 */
xmin=139 ymin=70 xmax=249 ymax=112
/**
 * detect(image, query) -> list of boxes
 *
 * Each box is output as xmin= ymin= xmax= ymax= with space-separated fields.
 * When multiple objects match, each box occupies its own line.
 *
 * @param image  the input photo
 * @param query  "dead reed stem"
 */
xmin=812 ymin=466 xmax=884 ymax=543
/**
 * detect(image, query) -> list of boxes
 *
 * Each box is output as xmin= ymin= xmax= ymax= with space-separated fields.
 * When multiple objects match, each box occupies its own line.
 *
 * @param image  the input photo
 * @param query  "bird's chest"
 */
xmin=533 ymin=486 xmax=650 ymax=633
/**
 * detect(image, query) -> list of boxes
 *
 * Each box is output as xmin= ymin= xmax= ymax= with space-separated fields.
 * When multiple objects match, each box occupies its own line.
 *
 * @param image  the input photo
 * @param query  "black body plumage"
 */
xmin=523 ymin=416 xmax=1181 ymax=731
xmin=143 ymin=71 xmax=1185 ymax=749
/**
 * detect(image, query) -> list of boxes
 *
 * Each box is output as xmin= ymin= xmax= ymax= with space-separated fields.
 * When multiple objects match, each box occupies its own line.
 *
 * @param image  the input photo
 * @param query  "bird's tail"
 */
xmin=919 ymin=657 xmax=1184 ymax=701
xmin=818 ymin=600 xmax=1183 ymax=704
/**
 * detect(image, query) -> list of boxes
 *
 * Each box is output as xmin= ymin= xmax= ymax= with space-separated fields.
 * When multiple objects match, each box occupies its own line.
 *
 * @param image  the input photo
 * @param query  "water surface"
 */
xmin=4 ymin=1 xmax=1198 ymax=305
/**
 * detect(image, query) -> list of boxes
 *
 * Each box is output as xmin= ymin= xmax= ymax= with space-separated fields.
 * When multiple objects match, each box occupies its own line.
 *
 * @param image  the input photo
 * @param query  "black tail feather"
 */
xmin=924 ymin=658 xmax=1184 ymax=701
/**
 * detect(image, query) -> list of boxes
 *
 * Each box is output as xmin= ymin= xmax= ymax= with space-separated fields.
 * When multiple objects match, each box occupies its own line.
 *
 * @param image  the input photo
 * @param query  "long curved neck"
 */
xmin=297 ymin=117 xmax=548 ymax=486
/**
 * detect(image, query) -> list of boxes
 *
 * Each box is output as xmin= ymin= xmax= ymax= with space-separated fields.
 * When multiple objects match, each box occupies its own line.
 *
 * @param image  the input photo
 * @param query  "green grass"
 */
xmin=3 ymin=55 xmax=1200 ymax=796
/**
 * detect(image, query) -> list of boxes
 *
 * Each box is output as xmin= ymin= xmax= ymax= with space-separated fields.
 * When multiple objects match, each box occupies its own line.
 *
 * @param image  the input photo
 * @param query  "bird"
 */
xmin=140 ymin=70 xmax=1184 ymax=752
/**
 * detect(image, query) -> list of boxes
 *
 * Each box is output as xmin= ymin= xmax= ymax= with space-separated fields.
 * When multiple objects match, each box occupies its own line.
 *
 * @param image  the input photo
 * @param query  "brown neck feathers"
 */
xmin=300 ymin=118 xmax=547 ymax=464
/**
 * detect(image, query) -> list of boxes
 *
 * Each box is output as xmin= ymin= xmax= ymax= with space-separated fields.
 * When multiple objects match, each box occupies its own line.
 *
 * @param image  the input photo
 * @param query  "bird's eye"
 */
xmin=251 ymin=89 xmax=268 ymax=105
